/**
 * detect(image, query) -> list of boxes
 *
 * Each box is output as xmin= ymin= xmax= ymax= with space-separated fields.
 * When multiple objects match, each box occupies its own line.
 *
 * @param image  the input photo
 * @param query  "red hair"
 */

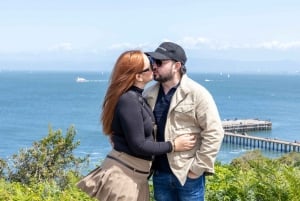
xmin=101 ymin=50 xmax=145 ymax=135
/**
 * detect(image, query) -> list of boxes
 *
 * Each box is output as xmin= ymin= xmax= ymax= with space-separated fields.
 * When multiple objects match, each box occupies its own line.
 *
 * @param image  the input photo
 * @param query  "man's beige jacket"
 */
xmin=144 ymin=74 xmax=224 ymax=186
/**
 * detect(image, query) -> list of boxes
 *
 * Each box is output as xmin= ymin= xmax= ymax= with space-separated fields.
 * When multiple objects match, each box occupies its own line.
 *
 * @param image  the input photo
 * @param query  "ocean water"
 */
xmin=1 ymin=71 xmax=299 ymax=169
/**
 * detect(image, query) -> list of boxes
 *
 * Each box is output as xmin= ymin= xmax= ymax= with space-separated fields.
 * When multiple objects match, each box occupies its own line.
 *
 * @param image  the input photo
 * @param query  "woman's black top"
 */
xmin=111 ymin=86 xmax=172 ymax=161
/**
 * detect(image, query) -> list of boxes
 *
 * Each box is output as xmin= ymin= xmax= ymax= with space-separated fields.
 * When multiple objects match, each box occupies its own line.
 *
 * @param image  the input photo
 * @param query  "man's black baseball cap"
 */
xmin=146 ymin=42 xmax=187 ymax=65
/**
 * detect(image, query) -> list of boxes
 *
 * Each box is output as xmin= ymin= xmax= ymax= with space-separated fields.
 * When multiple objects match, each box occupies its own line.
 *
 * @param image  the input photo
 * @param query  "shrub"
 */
xmin=0 ymin=159 xmax=7 ymax=179
xmin=206 ymin=151 xmax=300 ymax=201
xmin=0 ymin=172 xmax=96 ymax=201
xmin=6 ymin=125 xmax=89 ymax=189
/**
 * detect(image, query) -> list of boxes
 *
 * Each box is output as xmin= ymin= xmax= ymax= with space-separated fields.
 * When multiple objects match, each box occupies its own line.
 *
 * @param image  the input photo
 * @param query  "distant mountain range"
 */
xmin=187 ymin=58 xmax=300 ymax=74
xmin=1 ymin=57 xmax=299 ymax=74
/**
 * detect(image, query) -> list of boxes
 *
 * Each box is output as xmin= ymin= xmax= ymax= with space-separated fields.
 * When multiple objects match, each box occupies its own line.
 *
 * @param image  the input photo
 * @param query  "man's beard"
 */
xmin=153 ymin=71 xmax=173 ymax=83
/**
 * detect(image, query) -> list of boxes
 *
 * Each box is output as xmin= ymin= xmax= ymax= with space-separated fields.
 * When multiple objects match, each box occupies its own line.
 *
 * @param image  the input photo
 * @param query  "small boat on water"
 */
xmin=76 ymin=77 xmax=88 ymax=82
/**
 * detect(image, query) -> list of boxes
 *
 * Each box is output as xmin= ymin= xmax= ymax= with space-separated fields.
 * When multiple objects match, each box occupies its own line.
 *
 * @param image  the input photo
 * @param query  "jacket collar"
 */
xmin=168 ymin=74 xmax=191 ymax=111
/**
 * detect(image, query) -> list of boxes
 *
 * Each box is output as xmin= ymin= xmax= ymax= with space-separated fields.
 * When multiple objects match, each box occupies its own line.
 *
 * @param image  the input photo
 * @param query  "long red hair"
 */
xmin=101 ymin=50 xmax=145 ymax=135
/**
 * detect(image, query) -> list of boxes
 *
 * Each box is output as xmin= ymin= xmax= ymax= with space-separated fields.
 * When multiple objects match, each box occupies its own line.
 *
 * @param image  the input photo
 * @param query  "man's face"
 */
xmin=151 ymin=59 xmax=176 ymax=83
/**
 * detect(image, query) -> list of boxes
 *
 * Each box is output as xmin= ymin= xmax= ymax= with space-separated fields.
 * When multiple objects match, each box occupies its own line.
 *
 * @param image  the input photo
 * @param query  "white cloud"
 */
xmin=179 ymin=37 xmax=210 ymax=49
xmin=79 ymin=38 xmax=300 ymax=55
xmin=256 ymin=41 xmax=300 ymax=50
xmin=178 ymin=37 xmax=300 ymax=51
xmin=108 ymin=41 xmax=181 ymax=54
xmin=48 ymin=42 xmax=73 ymax=52
xmin=78 ymin=36 xmax=300 ymax=55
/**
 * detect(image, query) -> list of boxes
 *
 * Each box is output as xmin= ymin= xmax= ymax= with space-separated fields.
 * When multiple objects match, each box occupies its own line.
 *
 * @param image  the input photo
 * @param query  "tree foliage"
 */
xmin=1 ymin=127 xmax=300 ymax=200
xmin=0 ymin=159 xmax=7 ymax=179
xmin=3 ymin=125 xmax=89 ymax=189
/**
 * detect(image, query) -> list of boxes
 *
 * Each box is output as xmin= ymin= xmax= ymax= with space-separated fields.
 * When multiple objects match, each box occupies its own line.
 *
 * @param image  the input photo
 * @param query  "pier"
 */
xmin=223 ymin=132 xmax=300 ymax=152
xmin=222 ymin=119 xmax=300 ymax=153
xmin=222 ymin=119 xmax=272 ymax=133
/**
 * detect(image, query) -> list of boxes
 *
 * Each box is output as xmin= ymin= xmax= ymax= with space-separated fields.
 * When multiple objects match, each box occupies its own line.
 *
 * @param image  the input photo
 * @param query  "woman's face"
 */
xmin=140 ymin=53 xmax=153 ymax=84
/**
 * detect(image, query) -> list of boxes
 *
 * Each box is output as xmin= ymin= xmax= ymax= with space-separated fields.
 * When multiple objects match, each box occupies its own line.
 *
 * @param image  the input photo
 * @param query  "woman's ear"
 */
xmin=135 ymin=73 xmax=143 ymax=82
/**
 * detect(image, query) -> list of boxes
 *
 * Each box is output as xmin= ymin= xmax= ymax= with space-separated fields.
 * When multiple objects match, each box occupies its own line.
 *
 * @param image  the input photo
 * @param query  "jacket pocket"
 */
xmin=173 ymin=104 xmax=195 ymax=128
xmin=179 ymin=149 xmax=196 ymax=159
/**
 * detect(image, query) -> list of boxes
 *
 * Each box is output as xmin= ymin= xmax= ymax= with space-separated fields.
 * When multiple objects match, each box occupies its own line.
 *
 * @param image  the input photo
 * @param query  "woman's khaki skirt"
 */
xmin=76 ymin=149 xmax=152 ymax=201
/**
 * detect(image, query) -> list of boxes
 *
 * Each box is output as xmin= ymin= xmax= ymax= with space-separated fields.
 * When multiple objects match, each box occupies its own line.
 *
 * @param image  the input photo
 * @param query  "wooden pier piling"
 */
xmin=223 ymin=132 xmax=300 ymax=152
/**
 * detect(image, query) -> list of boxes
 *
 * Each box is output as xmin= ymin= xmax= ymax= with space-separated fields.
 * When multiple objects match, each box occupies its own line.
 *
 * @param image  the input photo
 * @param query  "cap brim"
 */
xmin=145 ymin=52 xmax=171 ymax=60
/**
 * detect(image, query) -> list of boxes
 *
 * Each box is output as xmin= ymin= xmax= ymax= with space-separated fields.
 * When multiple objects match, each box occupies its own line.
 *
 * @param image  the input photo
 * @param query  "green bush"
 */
xmin=0 ymin=159 xmax=7 ymax=179
xmin=4 ymin=125 xmax=89 ymax=189
xmin=206 ymin=150 xmax=300 ymax=201
xmin=0 ymin=173 xmax=96 ymax=201
xmin=1 ymin=126 xmax=300 ymax=201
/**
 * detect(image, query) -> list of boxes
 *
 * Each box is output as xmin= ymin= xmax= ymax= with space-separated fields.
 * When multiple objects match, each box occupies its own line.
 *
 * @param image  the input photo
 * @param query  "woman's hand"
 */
xmin=173 ymin=134 xmax=196 ymax=151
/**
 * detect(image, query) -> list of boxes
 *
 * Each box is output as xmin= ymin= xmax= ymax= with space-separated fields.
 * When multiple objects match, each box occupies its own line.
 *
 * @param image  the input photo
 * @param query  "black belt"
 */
xmin=107 ymin=155 xmax=150 ymax=174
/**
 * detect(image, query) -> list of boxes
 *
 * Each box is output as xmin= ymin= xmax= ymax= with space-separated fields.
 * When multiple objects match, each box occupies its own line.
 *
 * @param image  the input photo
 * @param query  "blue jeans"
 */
xmin=153 ymin=170 xmax=206 ymax=201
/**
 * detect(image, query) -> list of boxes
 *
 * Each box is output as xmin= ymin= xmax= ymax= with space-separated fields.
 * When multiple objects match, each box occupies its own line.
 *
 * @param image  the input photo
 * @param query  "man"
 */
xmin=144 ymin=42 xmax=224 ymax=201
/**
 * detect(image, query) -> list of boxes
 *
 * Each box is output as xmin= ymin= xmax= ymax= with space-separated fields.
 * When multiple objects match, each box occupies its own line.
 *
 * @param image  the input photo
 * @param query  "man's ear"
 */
xmin=175 ymin=62 xmax=182 ymax=72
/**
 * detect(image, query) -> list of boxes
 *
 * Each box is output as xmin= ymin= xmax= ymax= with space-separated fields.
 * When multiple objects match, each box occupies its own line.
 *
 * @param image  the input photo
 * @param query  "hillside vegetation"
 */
xmin=1 ymin=126 xmax=299 ymax=201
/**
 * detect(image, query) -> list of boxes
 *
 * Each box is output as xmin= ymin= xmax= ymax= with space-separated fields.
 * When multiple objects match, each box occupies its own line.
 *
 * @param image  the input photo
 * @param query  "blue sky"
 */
xmin=1 ymin=0 xmax=300 ymax=72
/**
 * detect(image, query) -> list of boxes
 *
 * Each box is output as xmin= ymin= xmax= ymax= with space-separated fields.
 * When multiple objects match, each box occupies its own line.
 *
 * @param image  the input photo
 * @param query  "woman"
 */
xmin=76 ymin=50 xmax=196 ymax=201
